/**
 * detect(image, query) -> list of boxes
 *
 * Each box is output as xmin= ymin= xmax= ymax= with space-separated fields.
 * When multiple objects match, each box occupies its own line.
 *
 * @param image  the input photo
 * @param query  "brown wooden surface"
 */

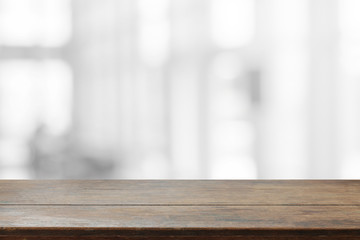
xmin=1 ymin=180 xmax=360 ymax=239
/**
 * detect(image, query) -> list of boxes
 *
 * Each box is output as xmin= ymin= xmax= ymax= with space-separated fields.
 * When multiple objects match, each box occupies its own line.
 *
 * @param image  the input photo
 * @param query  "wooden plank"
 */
xmin=1 ymin=180 xmax=360 ymax=205
xmin=1 ymin=206 xmax=360 ymax=229
xmin=1 ymin=230 xmax=360 ymax=240
xmin=2 ymin=231 xmax=360 ymax=240
xmin=1 ymin=180 xmax=360 ymax=239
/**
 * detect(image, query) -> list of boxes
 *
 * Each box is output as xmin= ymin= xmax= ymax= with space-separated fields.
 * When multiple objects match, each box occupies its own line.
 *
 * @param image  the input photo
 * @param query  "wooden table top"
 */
xmin=1 ymin=180 xmax=360 ymax=239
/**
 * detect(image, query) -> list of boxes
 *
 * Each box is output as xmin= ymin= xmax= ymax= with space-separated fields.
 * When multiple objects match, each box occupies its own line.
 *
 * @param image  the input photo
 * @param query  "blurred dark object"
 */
xmin=28 ymin=123 xmax=115 ymax=179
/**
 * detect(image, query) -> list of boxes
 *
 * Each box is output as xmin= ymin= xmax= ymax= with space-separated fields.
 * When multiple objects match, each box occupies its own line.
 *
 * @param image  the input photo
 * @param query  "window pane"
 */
xmin=210 ymin=0 xmax=255 ymax=48
xmin=0 ymin=60 xmax=72 ymax=176
xmin=339 ymin=0 xmax=360 ymax=178
xmin=0 ymin=0 xmax=71 ymax=46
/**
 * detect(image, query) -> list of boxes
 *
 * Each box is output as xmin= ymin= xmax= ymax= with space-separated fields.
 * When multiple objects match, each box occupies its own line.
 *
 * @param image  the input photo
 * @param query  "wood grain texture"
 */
xmin=1 ymin=180 xmax=360 ymax=205
xmin=0 ymin=180 xmax=360 ymax=239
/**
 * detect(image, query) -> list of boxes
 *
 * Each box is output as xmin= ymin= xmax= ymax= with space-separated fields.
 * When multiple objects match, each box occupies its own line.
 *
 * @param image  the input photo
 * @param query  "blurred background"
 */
xmin=0 ymin=0 xmax=359 ymax=179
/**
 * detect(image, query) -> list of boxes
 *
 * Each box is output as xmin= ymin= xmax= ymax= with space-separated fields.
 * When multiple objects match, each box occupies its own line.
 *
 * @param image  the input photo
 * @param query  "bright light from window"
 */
xmin=0 ymin=60 xmax=72 ymax=136
xmin=210 ymin=0 xmax=255 ymax=48
xmin=339 ymin=0 xmax=360 ymax=41
xmin=39 ymin=60 xmax=73 ymax=135
xmin=138 ymin=0 xmax=170 ymax=66
xmin=0 ymin=0 xmax=71 ymax=47
xmin=0 ymin=60 xmax=39 ymax=136
xmin=339 ymin=0 xmax=360 ymax=178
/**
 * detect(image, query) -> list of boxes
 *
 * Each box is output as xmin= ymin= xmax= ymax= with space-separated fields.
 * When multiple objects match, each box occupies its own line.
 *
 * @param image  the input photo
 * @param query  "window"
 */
xmin=0 ymin=0 xmax=72 ymax=178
